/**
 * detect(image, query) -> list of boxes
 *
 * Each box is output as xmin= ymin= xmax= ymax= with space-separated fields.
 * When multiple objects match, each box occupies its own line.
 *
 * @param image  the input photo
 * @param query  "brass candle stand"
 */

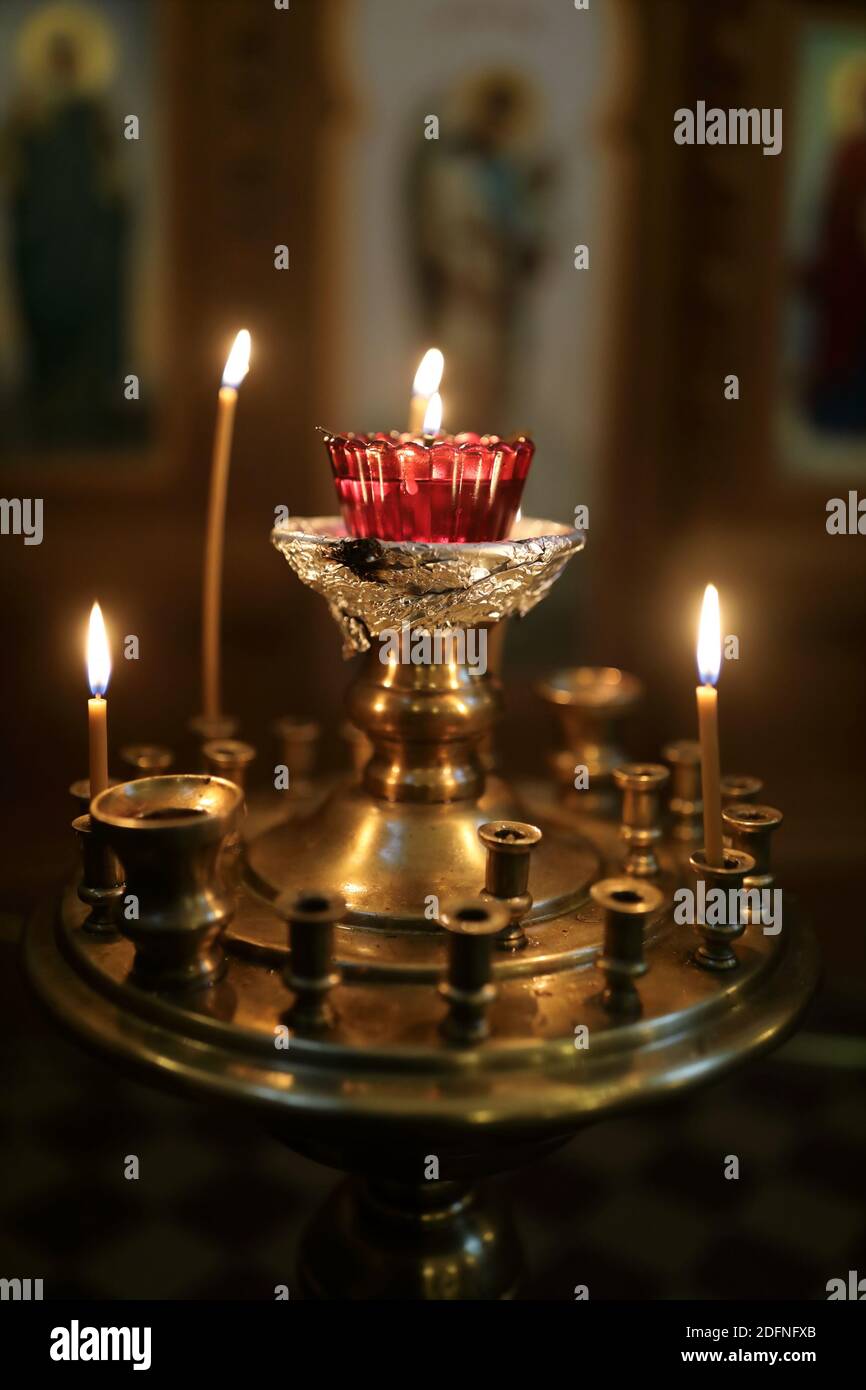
xmin=25 ymin=517 xmax=819 ymax=1301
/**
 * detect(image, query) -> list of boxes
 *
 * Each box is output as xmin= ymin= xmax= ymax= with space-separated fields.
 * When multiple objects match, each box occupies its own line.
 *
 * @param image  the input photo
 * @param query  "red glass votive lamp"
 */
xmin=324 ymin=431 xmax=534 ymax=543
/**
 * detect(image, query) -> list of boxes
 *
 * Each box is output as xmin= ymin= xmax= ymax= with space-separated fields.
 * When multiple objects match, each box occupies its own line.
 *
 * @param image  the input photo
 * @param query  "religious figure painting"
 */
xmin=0 ymin=0 xmax=160 ymax=462
xmin=777 ymin=16 xmax=866 ymax=480
xmin=404 ymin=69 xmax=555 ymax=432
xmin=323 ymin=0 xmax=627 ymax=529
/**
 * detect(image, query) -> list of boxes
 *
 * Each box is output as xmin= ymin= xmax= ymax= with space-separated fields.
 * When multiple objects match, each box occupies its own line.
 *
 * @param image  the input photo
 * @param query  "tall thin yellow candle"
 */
xmin=87 ymin=601 xmax=111 ymax=805
xmin=695 ymin=583 xmax=724 ymax=867
xmin=202 ymin=329 xmax=251 ymax=722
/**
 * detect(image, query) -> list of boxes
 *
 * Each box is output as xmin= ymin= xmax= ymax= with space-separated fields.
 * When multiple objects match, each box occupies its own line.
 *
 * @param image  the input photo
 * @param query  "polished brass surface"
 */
xmin=350 ymin=636 xmax=497 ymax=804
xmin=72 ymin=813 xmax=123 ymax=935
xmin=28 ymin=841 xmax=814 ymax=1134
xmin=536 ymin=666 xmax=644 ymax=811
xmin=723 ymin=803 xmax=783 ymax=926
xmin=478 ymin=819 xmax=542 ymax=951
xmin=91 ymin=775 xmax=243 ymax=990
xmin=689 ymin=848 xmax=756 ymax=972
xmin=243 ymin=776 xmax=598 ymax=932
xmin=278 ymin=888 xmax=345 ymax=1032
xmin=437 ymin=895 xmax=511 ymax=1043
xmin=663 ymin=739 xmax=703 ymax=843
xmin=613 ymin=762 xmax=670 ymax=877
xmin=246 ymin=518 xmax=592 ymax=930
xmin=723 ymin=803 xmax=783 ymax=889
xmin=591 ymin=877 xmax=663 ymax=1018
xmin=202 ymin=738 xmax=256 ymax=790
xmin=26 ymin=808 xmax=818 ymax=1299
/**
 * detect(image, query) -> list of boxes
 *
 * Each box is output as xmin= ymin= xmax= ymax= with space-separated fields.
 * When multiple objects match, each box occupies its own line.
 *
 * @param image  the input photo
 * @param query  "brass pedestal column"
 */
xmin=245 ymin=517 xmax=595 ymax=931
xmin=244 ymin=634 xmax=597 ymax=929
xmin=297 ymin=1177 xmax=523 ymax=1301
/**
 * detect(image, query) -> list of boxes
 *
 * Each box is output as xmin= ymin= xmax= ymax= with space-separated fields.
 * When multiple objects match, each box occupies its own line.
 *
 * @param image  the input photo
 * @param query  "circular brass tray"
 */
xmin=25 ymin=799 xmax=819 ymax=1165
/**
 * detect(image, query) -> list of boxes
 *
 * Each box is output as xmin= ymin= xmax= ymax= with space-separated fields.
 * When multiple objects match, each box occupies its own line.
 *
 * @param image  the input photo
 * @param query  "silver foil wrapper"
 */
xmin=271 ymin=517 xmax=585 ymax=656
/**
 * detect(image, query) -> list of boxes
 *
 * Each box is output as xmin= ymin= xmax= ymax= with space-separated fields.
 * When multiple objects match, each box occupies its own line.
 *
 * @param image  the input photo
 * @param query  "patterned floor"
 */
xmin=2 ymin=916 xmax=864 ymax=1301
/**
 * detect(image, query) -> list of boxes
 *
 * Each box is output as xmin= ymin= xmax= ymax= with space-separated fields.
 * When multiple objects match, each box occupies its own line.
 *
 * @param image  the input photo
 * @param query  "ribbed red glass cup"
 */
xmin=324 ymin=431 xmax=534 ymax=543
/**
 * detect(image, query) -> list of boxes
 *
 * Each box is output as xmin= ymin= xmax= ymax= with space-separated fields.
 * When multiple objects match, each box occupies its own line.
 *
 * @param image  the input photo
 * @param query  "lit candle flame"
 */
xmin=412 ymin=347 xmax=444 ymax=397
xmin=697 ymin=583 xmax=721 ymax=687
xmin=222 ymin=329 xmax=251 ymax=389
xmin=422 ymin=391 xmax=442 ymax=435
xmin=88 ymin=601 xmax=111 ymax=697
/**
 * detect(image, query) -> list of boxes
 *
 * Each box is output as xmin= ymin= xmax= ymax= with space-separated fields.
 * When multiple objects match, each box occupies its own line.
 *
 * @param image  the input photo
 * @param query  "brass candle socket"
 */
xmin=91 ymin=775 xmax=243 ymax=990
xmin=722 ymin=803 xmax=783 ymax=887
xmin=272 ymin=716 xmax=320 ymax=796
xmin=119 ymin=745 xmax=174 ymax=778
xmin=278 ymin=889 xmax=345 ymax=1033
xmin=437 ymin=895 xmax=511 ymax=1044
xmin=535 ymin=666 xmax=644 ymax=811
xmin=69 ymin=778 xmax=120 ymax=817
xmin=478 ymin=820 xmax=542 ymax=952
xmin=722 ymin=803 xmax=783 ymax=925
xmin=72 ymin=814 xmax=124 ymax=934
xmin=721 ymin=774 xmax=763 ymax=807
xmin=663 ymin=739 xmax=703 ymax=843
xmin=590 ymin=877 xmax=663 ymax=1018
xmin=202 ymin=738 xmax=256 ymax=791
xmin=689 ymin=848 xmax=756 ymax=972
xmin=613 ymin=763 xmax=670 ymax=877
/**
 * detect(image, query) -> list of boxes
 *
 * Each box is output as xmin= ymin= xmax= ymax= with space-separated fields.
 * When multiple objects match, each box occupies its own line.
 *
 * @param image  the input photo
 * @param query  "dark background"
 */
xmin=1 ymin=0 xmax=864 ymax=1300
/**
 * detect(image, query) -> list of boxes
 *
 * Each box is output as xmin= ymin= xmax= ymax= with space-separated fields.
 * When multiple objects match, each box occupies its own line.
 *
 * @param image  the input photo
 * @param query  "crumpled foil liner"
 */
xmin=271 ymin=516 xmax=584 ymax=656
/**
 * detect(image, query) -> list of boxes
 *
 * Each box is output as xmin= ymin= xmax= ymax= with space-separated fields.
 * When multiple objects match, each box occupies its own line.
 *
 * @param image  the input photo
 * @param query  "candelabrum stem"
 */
xmin=346 ymin=626 xmax=501 ymax=805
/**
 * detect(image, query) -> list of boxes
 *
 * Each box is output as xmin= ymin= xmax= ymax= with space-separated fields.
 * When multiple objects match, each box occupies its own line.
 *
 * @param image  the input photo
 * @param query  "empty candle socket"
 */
xmin=278 ymin=888 xmax=345 ymax=1032
xmin=202 ymin=738 xmax=256 ymax=791
xmin=688 ymin=847 xmax=756 ymax=972
xmin=273 ymin=716 xmax=320 ymax=796
xmin=91 ymin=775 xmax=243 ymax=990
xmin=119 ymin=745 xmax=174 ymax=778
xmin=591 ymin=877 xmax=663 ymax=1018
xmin=477 ymin=819 xmax=542 ymax=951
xmin=722 ymin=803 xmax=783 ymax=887
xmin=613 ymin=762 xmax=670 ymax=877
xmin=663 ymin=739 xmax=703 ymax=843
xmin=723 ymin=802 xmax=783 ymax=924
xmin=437 ymin=895 xmax=511 ymax=1044
xmin=72 ymin=814 xmax=124 ymax=934
xmin=535 ymin=666 xmax=644 ymax=811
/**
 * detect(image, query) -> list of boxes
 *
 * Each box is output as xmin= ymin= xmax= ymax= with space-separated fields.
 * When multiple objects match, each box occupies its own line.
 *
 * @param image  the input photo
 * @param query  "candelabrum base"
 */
xmin=296 ymin=1176 xmax=523 ymax=1301
xmin=25 ymin=806 xmax=818 ymax=1292
xmin=243 ymin=774 xmax=599 ymax=931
